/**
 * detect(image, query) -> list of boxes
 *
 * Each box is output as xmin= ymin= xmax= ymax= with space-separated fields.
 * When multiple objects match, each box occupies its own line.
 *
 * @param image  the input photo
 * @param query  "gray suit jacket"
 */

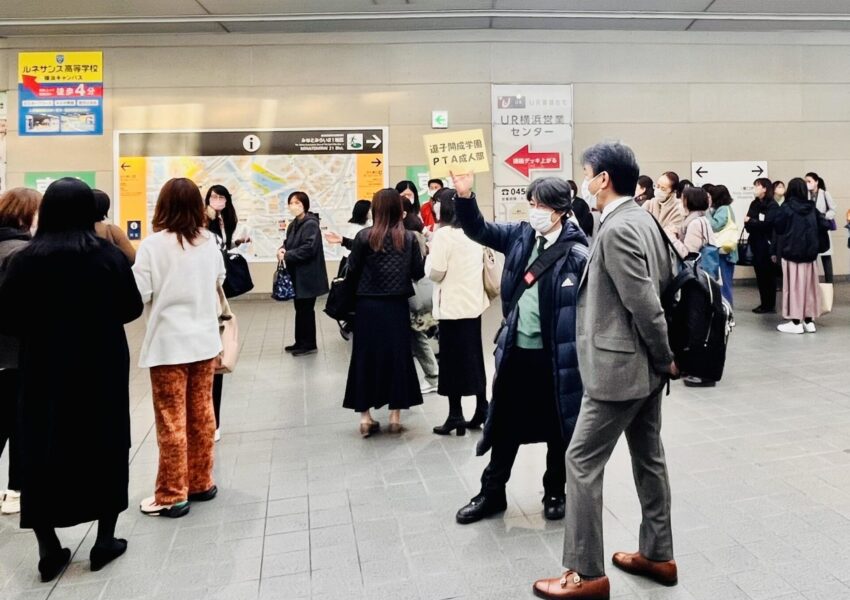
xmin=577 ymin=199 xmax=676 ymax=401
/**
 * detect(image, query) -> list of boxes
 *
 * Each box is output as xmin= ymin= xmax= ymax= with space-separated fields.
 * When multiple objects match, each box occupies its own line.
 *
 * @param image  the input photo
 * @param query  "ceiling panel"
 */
xmin=0 ymin=0 xmax=207 ymax=19
xmin=222 ymin=17 xmax=492 ymax=33
xmin=492 ymin=17 xmax=689 ymax=31
xmin=199 ymin=0 xmax=495 ymax=14
xmin=494 ymin=0 xmax=711 ymax=10
xmin=707 ymin=0 xmax=850 ymax=14
xmin=690 ymin=19 xmax=850 ymax=32
xmin=0 ymin=22 xmax=224 ymax=36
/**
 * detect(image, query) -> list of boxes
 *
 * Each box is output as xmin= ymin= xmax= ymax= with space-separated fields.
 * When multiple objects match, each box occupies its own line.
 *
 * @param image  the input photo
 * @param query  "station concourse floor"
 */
xmin=2 ymin=285 xmax=850 ymax=600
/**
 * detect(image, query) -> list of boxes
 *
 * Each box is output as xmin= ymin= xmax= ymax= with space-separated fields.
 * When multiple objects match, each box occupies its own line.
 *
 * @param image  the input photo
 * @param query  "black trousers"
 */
xmin=481 ymin=436 xmax=568 ymax=499
xmin=294 ymin=297 xmax=317 ymax=349
xmin=212 ymin=373 xmax=223 ymax=429
xmin=821 ymin=255 xmax=834 ymax=284
xmin=0 ymin=369 xmax=22 ymax=490
xmin=754 ymin=262 xmax=777 ymax=310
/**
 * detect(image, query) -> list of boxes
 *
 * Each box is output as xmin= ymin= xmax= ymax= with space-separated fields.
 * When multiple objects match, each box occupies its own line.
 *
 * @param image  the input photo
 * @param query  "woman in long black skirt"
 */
xmin=427 ymin=190 xmax=490 ymax=435
xmin=342 ymin=188 xmax=425 ymax=436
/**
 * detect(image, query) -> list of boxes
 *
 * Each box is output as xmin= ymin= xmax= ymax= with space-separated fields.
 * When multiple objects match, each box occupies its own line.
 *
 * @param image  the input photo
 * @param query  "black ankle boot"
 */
xmin=465 ymin=406 xmax=488 ymax=430
xmin=542 ymin=495 xmax=566 ymax=521
xmin=433 ymin=416 xmax=466 ymax=436
xmin=90 ymin=538 xmax=127 ymax=572
xmin=456 ymin=493 xmax=507 ymax=525
xmin=38 ymin=548 xmax=71 ymax=582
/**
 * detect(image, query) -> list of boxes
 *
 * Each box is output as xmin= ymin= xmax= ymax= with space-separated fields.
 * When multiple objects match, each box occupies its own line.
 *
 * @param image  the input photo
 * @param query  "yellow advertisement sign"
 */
xmin=424 ymin=129 xmax=490 ymax=178
xmin=19 ymin=51 xmax=103 ymax=83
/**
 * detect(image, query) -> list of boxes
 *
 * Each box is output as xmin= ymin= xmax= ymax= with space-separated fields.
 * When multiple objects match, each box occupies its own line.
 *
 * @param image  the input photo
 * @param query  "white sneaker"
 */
xmin=139 ymin=496 xmax=189 ymax=518
xmin=777 ymin=322 xmax=804 ymax=334
xmin=0 ymin=490 xmax=20 ymax=515
xmin=804 ymin=322 xmax=817 ymax=333
xmin=420 ymin=382 xmax=438 ymax=394
xmin=214 ymin=428 xmax=221 ymax=442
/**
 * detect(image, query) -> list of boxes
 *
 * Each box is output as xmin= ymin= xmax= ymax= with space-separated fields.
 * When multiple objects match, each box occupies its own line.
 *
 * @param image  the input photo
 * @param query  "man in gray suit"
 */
xmin=534 ymin=142 xmax=679 ymax=600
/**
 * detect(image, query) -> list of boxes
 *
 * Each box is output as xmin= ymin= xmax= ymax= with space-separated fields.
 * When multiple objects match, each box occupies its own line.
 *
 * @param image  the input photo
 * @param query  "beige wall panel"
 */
xmin=800 ymin=46 xmax=850 ymax=83
xmin=801 ymin=85 xmax=850 ymax=122
xmin=386 ymin=44 xmax=491 ymax=85
xmin=387 ymin=84 xmax=490 ymax=126
xmin=689 ymin=84 xmax=802 ymax=123
xmin=798 ymin=125 xmax=850 ymax=160
xmin=111 ymin=86 xmax=391 ymax=130
xmin=6 ymin=134 xmax=114 ymax=173
xmin=253 ymin=45 xmax=387 ymax=86
xmin=688 ymin=123 xmax=803 ymax=161
xmin=107 ymin=46 xmax=254 ymax=88
xmin=682 ymin=44 xmax=802 ymax=83
xmin=574 ymin=84 xmax=690 ymax=124
xmin=388 ymin=124 xmax=491 ymax=167
xmin=574 ymin=123 xmax=692 ymax=163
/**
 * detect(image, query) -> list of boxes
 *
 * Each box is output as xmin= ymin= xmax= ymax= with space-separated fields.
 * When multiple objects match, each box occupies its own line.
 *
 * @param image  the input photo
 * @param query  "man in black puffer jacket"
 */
xmin=451 ymin=174 xmax=588 ymax=525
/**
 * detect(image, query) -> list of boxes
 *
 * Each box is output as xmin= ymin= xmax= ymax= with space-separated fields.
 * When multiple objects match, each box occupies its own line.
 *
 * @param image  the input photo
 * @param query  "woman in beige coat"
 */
xmin=644 ymin=171 xmax=685 ymax=239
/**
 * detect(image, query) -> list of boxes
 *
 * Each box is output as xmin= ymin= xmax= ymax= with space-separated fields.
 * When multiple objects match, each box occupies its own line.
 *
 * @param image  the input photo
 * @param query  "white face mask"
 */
xmin=210 ymin=197 xmax=226 ymax=212
xmin=655 ymin=187 xmax=670 ymax=200
xmin=582 ymin=176 xmax=599 ymax=210
xmin=433 ymin=203 xmax=441 ymax=221
xmin=289 ymin=203 xmax=303 ymax=218
xmin=528 ymin=207 xmax=555 ymax=234
xmin=807 ymin=182 xmax=817 ymax=192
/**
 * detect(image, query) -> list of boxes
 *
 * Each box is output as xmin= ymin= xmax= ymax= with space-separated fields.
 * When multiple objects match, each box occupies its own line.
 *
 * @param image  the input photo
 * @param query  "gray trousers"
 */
xmin=411 ymin=329 xmax=438 ymax=382
xmin=562 ymin=391 xmax=673 ymax=577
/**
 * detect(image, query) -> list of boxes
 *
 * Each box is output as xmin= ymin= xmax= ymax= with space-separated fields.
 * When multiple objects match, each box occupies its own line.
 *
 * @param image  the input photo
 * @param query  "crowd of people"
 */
xmin=0 ymin=141 xmax=843 ymax=597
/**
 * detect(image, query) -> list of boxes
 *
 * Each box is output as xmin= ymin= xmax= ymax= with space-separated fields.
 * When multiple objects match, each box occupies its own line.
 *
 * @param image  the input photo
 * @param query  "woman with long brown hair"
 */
xmin=132 ymin=178 xmax=225 ymax=518
xmin=342 ymin=188 xmax=425 ymax=436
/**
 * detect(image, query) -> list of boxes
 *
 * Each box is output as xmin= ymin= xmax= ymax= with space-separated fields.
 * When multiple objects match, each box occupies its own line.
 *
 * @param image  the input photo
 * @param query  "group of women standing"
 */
xmin=0 ymin=176 xmax=233 ymax=581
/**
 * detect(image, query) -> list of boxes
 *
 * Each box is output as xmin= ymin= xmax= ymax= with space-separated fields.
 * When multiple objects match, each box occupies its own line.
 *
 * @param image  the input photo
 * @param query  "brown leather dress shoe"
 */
xmin=612 ymin=552 xmax=677 ymax=586
xmin=532 ymin=571 xmax=610 ymax=599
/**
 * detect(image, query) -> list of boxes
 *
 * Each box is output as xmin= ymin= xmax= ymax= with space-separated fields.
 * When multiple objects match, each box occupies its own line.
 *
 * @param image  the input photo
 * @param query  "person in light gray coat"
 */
xmin=534 ymin=142 xmax=680 ymax=600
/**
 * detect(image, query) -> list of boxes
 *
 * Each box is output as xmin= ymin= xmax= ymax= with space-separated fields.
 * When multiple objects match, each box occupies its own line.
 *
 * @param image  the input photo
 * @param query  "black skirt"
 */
xmin=437 ymin=317 xmax=486 ymax=397
xmin=343 ymin=296 xmax=424 ymax=412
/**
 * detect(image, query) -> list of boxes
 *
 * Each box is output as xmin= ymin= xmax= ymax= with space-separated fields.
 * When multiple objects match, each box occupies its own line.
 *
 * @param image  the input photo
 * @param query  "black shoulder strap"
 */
xmin=650 ymin=214 xmax=684 ymax=268
xmin=505 ymin=239 xmax=576 ymax=317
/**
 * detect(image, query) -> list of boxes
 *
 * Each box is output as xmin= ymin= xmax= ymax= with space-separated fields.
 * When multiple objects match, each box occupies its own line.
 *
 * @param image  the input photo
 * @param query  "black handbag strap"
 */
xmin=505 ymin=238 xmax=577 ymax=317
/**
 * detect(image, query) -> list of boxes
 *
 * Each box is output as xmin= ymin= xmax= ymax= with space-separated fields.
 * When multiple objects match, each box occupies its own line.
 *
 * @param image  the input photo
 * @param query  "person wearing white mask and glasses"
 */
xmin=450 ymin=174 xmax=589 ymax=526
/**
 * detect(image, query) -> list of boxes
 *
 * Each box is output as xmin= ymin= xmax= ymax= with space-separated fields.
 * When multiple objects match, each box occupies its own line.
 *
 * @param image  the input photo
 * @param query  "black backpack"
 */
xmin=653 ymin=219 xmax=733 ymax=383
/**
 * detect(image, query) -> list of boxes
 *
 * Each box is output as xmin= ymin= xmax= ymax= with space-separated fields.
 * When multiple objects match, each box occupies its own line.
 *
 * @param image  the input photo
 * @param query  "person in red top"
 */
xmin=420 ymin=178 xmax=444 ymax=230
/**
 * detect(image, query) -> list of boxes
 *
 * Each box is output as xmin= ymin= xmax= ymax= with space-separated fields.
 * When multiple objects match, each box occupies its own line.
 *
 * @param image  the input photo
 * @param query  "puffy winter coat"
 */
xmin=455 ymin=195 xmax=589 ymax=455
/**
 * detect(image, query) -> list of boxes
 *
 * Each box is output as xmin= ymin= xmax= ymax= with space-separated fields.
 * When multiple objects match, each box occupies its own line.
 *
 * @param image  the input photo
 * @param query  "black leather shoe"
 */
xmin=752 ymin=306 xmax=775 ymax=314
xmin=90 ymin=538 xmax=127 ymax=572
xmin=39 ymin=548 xmax=71 ymax=582
xmin=284 ymin=344 xmax=301 ymax=353
xmin=292 ymin=347 xmax=318 ymax=356
xmin=456 ymin=493 xmax=507 ymax=525
xmin=543 ymin=495 xmax=566 ymax=521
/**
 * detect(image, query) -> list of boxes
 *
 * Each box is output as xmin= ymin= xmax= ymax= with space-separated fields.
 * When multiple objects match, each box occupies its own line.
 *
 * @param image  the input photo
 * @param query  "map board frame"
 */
xmin=113 ymin=127 xmax=388 ymax=262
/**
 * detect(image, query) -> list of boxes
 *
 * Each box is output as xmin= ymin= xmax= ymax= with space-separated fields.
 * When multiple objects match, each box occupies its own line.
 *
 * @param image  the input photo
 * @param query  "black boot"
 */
xmin=456 ymin=492 xmax=507 ymax=525
xmin=465 ymin=395 xmax=489 ymax=430
xmin=433 ymin=416 xmax=466 ymax=436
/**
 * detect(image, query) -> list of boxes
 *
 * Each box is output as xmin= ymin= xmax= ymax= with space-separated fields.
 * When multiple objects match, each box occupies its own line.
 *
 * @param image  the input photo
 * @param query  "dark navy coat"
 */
xmin=455 ymin=196 xmax=589 ymax=456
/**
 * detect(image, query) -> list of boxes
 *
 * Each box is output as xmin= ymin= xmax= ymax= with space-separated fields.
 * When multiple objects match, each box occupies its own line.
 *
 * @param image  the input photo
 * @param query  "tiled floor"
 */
xmin=2 ymin=285 xmax=850 ymax=600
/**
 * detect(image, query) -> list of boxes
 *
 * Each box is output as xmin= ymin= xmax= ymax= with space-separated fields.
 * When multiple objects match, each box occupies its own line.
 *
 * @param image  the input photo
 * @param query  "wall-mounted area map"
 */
xmin=115 ymin=128 xmax=387 ymax=262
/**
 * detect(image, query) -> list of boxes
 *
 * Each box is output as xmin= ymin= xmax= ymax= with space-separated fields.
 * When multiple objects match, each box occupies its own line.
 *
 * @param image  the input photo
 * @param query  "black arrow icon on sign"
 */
xmin=371 ymin=158 xmax=382 ymax=167
xmin=695 ymin=166 xmax=708 ymax=178
xmin=120 ymin=162 xmax=130 ymax=171
xmin=751 ymin=165 xmax=764 ymax=176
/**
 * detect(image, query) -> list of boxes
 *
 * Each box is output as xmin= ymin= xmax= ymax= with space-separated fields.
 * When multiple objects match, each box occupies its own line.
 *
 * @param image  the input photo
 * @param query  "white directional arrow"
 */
xmin=367 ymin=134 xmax=382 ymax=149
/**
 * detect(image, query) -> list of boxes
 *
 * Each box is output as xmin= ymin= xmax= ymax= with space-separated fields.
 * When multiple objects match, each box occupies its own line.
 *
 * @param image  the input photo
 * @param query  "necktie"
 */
xmin=537 ymin=236 xmax=547 ymax=254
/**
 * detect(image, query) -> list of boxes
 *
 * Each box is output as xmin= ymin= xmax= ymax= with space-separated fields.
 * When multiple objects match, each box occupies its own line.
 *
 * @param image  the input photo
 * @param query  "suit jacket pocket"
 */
xmin=593 ymin=334 xmax=636 ymax=353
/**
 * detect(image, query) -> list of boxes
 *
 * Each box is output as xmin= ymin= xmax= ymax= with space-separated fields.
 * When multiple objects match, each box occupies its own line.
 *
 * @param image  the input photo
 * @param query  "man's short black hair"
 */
xmin=581 ymin=141 xmax=640 ymax=197
xmin=526 ymin=177 xmax=572 ymax=212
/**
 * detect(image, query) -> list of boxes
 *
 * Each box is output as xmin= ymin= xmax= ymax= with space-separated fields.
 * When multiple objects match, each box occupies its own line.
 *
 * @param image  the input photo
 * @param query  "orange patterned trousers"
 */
xmin=150 ymin=359 xmax=216 ymax=505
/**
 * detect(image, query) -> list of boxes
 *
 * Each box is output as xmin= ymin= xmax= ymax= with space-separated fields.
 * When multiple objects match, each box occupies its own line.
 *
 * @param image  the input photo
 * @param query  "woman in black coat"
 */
xmin=342 ymin=188 xmax=425 ymax=436
xmin=0 ymin=178 xmax=143 ymax=581
xmin=745 ymin=178 xmax=780 ymax=313
xmin=277 ymin=191 xmax=329 ymax=356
